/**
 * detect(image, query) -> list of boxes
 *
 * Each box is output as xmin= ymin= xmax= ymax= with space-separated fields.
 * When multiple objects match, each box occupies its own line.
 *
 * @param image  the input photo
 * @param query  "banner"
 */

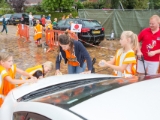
xmin=71 ymin=23 xmax=82 ymax=33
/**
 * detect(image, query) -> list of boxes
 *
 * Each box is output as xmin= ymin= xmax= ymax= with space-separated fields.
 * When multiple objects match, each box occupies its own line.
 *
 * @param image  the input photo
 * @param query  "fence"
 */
xmin=45 ymin=29 xmax=78 ymax=52
xmin=78 ymin=9 xmax=160 ymax=38
xmin=16 ymin=24 xmax=30 ymax=42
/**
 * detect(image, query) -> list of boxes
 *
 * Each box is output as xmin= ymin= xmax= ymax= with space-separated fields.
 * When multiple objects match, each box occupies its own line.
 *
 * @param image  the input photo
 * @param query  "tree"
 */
xmin=42 ymin=0 xmax=74 ymax=12
xmin=121 ymin=0 xmax=148 ymax=9
xmin=9 ymin=0 xmax=26 ymax=12
xmin=97 ymin=0 xmax=106 ymax=9
xmin=152 ymin=0 xmax=160 ymax=9
xmin=111 ymin=0 xmax=119 ymax=9
xmin=0 ymin=0 xmax=12 ymax=14
xmin=75 ymin=1 xmax=84 ymax=11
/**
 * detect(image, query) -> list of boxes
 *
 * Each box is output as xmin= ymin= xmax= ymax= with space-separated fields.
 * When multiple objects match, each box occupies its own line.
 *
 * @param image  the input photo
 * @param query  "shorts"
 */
xmin=137 ymin=60 xmax=159 ymax=75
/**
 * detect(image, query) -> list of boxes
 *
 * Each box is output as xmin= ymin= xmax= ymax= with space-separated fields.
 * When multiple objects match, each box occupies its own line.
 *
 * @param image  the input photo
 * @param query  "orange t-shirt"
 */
xmin=65 ymin=50 xmax=79 ymax=66
xmin=25 ymin=65 xmax=43 ymax=77
xmin=3 ymin=64 xmax=16 ymax=96
xmin=34 ymin=24 xmax=42 ymax=40
xmin=0 ymin=64 xmax=16 ymax=106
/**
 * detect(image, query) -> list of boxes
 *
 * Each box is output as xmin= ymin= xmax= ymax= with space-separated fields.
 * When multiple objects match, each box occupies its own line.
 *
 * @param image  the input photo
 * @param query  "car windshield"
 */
xmin=33 ymin=15 xmax=41 ymax=19
xmin=83 ymin=20 xmax=101 ymax=27
xmin=31 ymin=76 xmax=139 ymax=109
xmin=13 ymin=14 xmax=22 ymax=18
xmin=5 ymin=14 xmax=11 ymax=18
xmin=65 ymin=19 xmax=77 ymax=24
xmin=57 ymin=19 xmax=66 ymax=25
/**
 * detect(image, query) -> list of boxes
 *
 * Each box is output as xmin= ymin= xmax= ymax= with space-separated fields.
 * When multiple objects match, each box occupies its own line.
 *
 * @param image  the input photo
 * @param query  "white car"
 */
xmin=0 ymin=14 xmax=12 ymax=25
xmin=0 ymin=74 xmax=160 ymax=120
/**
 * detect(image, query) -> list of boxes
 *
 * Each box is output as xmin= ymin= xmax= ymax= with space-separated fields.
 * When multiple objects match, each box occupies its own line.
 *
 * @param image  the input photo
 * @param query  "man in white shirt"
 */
xmin=29 ymin=12 xmax=33 ymax=27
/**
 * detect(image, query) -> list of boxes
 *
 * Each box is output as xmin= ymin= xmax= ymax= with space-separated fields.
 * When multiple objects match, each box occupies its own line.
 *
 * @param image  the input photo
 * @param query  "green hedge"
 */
xmin=36 ymin=11 xmax=78 ymax=21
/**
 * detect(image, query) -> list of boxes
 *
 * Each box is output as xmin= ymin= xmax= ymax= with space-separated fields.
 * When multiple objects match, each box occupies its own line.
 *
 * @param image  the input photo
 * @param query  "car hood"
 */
xmin=69 ymin=77 xmax=160 ymax=120
xmin=0 ymin=18 xmax=9 ymax=21
xmin=11 ymin=74 xmax=116 ymax=100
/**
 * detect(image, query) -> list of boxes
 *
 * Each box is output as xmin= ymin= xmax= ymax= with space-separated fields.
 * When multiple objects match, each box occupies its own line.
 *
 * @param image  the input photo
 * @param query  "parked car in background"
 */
xmin=11 ymin=13 xmax=29 ymax=25
xmin=33 ymin=15 xmax=42 ymax=26
xmin=1 ymin=74 xmax=160 ymax=120
xmin=0 ymin=14 xmax=13 ymax=25
xmin=53 ymin=18 xmax=105 ymax=45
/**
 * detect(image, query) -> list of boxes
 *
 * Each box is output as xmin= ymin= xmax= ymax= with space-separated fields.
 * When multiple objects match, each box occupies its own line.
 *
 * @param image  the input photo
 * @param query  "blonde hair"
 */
xmin=0 ymin=52 xmax=12 ymax=62
xmin=150 ymin=15 xmax=160 ymax=24
xmin=122 ymin=31 xmax=138 ymax=51
xmin=36 ymin=20 xmax=40 ymax=24
xmin=43 ymin=61 xmax=54 ymax=71
xmin=54 ymin=18 xmax=57 ymax=21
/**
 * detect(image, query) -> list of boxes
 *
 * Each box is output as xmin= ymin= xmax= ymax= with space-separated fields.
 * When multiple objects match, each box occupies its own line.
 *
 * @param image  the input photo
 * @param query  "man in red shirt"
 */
xmin=137 ymin=15 xmax=160 ymax=75
xmin=41 ymin=15 xmax=46 ymax=27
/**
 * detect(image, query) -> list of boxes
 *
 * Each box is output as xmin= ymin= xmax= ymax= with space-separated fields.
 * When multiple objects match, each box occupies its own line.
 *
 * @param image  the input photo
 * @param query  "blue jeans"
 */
xmin=29 ymin=20 xmax=33 ymax=27
xmin=68 ymin=62 xmax=87 ymax=74
xmin=1 ymin=25 xmax=7 ymax=33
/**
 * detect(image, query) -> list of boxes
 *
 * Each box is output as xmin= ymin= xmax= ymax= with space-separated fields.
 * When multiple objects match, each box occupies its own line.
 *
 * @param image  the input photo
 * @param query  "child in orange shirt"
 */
xmin=34 ymin=20 xmax=43 ymax=47
xmin=0 ymin=52 xmax=37 ymax=107
xmin=99 ymin=31 xmax=138 ymax=77
xmin=24 ymin=61 xmax=54 ymax=79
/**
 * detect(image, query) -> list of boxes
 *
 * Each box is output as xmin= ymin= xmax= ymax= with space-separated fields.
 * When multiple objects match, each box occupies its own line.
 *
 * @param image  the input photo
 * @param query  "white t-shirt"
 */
xmin=29 ymin=14 xmax=33 ymax=21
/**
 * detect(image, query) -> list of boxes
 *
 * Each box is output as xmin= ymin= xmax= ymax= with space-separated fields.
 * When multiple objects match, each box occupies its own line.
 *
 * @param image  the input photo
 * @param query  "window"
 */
xmin=5 ymin=14 xmax=11 ymax=18
xmin=82 ymin=20 xmax=101 ymax=27
xmin=33 ymin=78 xmax=123 ymax=109
xmin=57 ymin=20 xmax=65 ymax=26
xmin=13 ymin=112 xmax=27 ymax=120
xmin=23 ymin=14 xmax=28 ymax=18
xmin=13 ymin=14 xmax=22 ymax=18
xmin=33 ymin=15 xmax=41 ymax=19
xmin=13 ymin=112 xmax=51 ymax=120
xmin=26 ymin=113 xmax=51 ymax=120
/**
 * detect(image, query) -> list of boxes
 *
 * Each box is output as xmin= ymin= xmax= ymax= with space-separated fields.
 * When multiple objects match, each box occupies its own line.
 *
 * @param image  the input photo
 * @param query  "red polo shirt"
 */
xmin=41 ymin=17 xmax=46 ymax=25
xmin=138 ymin=28 xmax=160 ymax=61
